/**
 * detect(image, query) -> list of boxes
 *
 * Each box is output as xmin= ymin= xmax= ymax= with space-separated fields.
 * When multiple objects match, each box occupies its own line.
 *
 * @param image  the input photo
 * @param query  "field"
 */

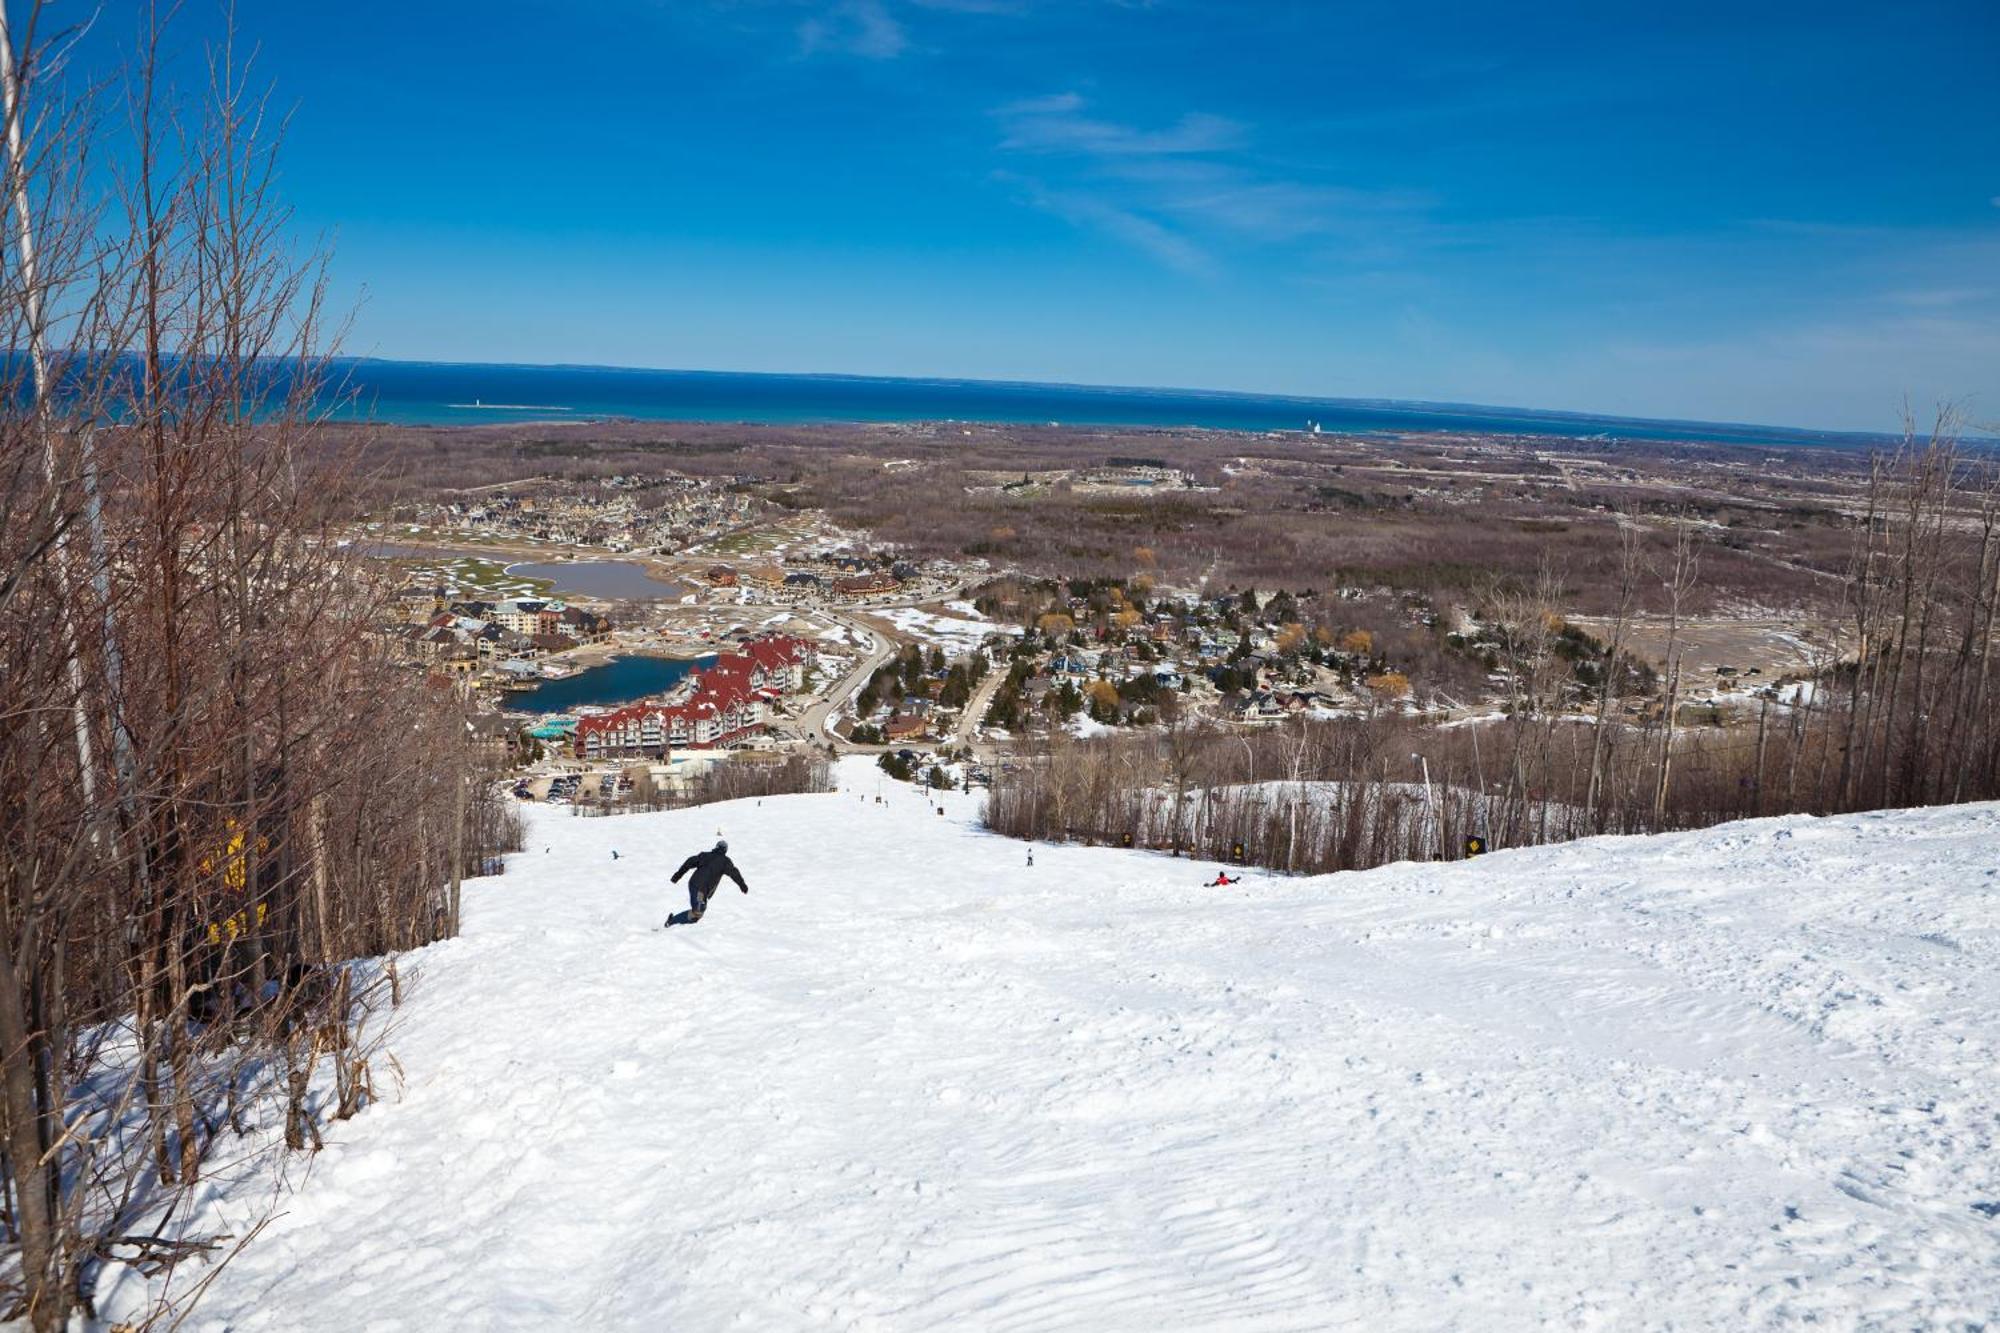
xmin=324 ymin=417 xmax=1907 ymax=622
xmin=394 ymin=554 xmax=552 ymax=600
xmin=1568 ymin=614 xmax=1849 ymax=684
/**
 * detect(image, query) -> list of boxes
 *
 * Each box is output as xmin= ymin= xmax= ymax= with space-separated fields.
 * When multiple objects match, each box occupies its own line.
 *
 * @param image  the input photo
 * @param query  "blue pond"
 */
xmin=510 ymin=654 xmax=714 ymax=714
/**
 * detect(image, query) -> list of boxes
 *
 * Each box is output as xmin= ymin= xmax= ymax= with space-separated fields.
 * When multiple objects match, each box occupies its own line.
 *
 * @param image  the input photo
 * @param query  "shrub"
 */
xmin=1366 ymin=671 xmax=1411 ymax=698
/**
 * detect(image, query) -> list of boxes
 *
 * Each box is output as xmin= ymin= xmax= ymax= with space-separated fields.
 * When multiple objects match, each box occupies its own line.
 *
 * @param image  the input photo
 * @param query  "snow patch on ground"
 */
xmin=1065 ymin=711 xmax=1113 ymax=738
xmin=132 ymin=763 xmax=2000 ymax=1329
xmin=880 ymin=606 xmax=1017 ymax=656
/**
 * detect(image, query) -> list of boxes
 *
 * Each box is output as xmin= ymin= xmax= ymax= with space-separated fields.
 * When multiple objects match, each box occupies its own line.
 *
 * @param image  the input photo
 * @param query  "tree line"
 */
xmin=1 ymin=15 xmax=518 ymax=1327
xmin=988 ymin=425 xmax=2000 ymax=873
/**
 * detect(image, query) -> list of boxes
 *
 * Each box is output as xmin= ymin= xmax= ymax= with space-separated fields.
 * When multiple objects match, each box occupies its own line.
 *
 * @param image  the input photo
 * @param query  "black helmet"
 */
xmin=714 ymin=839 xmax=728 ymax=853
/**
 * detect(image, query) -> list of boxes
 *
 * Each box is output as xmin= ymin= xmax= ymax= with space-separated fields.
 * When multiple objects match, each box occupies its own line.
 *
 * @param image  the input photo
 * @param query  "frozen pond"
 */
xmin=506 ymin=561 xmax=684 ymax=600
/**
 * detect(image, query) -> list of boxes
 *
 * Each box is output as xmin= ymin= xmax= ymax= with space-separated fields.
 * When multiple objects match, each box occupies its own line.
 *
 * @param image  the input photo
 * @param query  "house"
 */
xmin=559 ymin=607 xmax=612 ymax=643
xmin=885 ymin=707 xmax=932 ymax=740
xmin=704 ymin=565 xmax=739 ymax=587
xmin=414 ymin=626 xmax=458 ymax=661
xmin=833 ymin=572 xmax=899 ymax=597
xmin=496 ymin=629 xmax=540 ymax=659
xmin=394 ymin=586 xmax=447 ymax=622
xmin=1245 ymin=690 xmax=1288 ymax=721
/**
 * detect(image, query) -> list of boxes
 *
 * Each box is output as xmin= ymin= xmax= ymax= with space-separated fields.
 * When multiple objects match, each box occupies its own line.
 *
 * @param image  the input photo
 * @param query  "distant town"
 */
xmin=359 ymin=429 xmax=1862 ymax=816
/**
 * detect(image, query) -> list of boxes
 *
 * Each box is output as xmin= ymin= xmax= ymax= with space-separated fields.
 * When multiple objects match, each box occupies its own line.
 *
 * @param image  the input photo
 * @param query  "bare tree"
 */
xmin=0 ymin=12 xmax=523 ymax=1326
xmin=1652 ymin=514 xmax=1700 ymax=825
xmin=1585 ymin=524 xmax=1644 ymax=828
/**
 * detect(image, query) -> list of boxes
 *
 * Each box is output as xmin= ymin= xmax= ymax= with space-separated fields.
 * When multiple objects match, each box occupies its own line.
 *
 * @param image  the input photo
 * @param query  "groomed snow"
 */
xmin=131 ymin=761 xmax=1998 ymax=1329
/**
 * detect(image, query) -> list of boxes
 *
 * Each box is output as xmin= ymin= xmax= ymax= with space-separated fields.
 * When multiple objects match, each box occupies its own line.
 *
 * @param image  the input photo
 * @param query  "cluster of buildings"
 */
xmin=390 ymin=476 xmax=758 ymax=554
xmin=966 ymin=585 xmax=1423 ymax=731
xmin=382 ymin=591 xmax=612 ymax=675
xmin=573 ymin=633 xmax=815 ymax=759
xmin=700 ymin=553 xmax=937 ymax=606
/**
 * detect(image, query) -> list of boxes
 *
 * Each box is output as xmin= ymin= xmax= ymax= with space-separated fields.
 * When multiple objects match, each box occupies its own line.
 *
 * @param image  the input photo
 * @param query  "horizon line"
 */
xmin=328 ymin=354 xmax=1946 ymax=445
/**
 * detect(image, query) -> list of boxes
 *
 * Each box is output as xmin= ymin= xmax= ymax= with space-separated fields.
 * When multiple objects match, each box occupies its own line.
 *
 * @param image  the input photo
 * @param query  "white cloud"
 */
xmin=998 ymin=174 xmax=1212 ymax=276
xmin=995 ymin=94 xmax=1245 ymax=156
xmin=798 ymin=0 xmax=908 ymax=59
xmin=990 ymin=93 xmax=1429 ymax=269
xmin=908 ymin=0 xmax=1027 ymax=11
xmin=996 ymin=92 xmax=1085 ymax=117
xmin=1884 ymin=286 xmax=1990 ymax=309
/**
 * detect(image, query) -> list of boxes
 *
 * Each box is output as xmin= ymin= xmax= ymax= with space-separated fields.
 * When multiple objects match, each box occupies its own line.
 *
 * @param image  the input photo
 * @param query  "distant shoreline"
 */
xmin=322 ymin=357 xmax=1911 ymax=450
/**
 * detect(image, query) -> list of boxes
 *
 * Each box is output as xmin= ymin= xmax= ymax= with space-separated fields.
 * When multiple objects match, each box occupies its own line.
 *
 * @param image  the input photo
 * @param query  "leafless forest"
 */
xmin=602 ymin=752 xmax=833 ymax=814
xmin=1 ymin=16 xmax=516 ymax=1327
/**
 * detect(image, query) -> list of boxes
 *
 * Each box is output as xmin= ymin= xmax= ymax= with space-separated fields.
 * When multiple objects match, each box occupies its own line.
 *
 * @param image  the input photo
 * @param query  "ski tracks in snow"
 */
xmin=133 ymin=770 xmax=1999 ymax=1330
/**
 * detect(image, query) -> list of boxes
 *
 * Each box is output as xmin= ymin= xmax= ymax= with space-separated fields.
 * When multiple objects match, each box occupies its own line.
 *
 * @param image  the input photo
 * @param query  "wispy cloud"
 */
xmin=797 ymin=0 xmax=909 ymax=59
xmin=1884 ymin=286 xmax=1991 ymax=310
xmin=991 ymin=93 xmax=1426 ymax=271
xmin=787 ymin=0 xmax=1033 ymax=60
xmin=1102 ymin=157 xmax=1432 ymax=243
xmin=996 ymin=94 xmax=1246 ymax=156
xmin=909 ymin=0 xmax=1029 ymax=12
xmin=999 ymin=174 xmax=1214 ymax=276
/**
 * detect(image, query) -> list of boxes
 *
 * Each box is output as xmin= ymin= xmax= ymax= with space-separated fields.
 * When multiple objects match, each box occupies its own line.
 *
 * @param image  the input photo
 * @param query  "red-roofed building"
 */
xmin=574 ymin=705 xmax=670 ymax=759
xmin=741 ymin=633 xmax=812 ymax=690
xmin=572 ymin=635 xmax=812 ymax=759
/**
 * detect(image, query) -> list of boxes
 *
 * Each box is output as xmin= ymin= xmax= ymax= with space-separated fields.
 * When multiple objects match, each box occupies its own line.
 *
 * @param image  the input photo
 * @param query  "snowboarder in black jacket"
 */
xmin=665 ymin=840 xmax=748 ymax=927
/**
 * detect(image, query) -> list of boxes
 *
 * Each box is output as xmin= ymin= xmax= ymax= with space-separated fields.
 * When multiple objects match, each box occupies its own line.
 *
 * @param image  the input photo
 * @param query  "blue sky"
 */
xmin=75 ymin=0 xmax=2000 ymax=431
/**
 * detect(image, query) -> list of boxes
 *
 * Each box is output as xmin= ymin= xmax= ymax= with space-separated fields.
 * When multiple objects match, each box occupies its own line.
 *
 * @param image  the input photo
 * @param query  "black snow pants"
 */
xmin=667 ymin=882 xmax=714 ymax=927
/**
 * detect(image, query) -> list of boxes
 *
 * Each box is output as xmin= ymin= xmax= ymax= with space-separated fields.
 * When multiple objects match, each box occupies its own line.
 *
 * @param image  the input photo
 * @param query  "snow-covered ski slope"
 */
xmin=160 ymin=761 xmax=1997 ymax=1330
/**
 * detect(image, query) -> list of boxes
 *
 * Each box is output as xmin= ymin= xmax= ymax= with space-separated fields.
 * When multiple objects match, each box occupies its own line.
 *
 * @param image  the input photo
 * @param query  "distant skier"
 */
xmin=1207 ymin=872 xmax=1240 ymax=887
xmin=664 ymin=839 xmax=748 ymax=928
xmin=1026 ymin=847 xmax=1034 ymax=868
xmin=612 ymin=849 xmax=620 ymax=861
